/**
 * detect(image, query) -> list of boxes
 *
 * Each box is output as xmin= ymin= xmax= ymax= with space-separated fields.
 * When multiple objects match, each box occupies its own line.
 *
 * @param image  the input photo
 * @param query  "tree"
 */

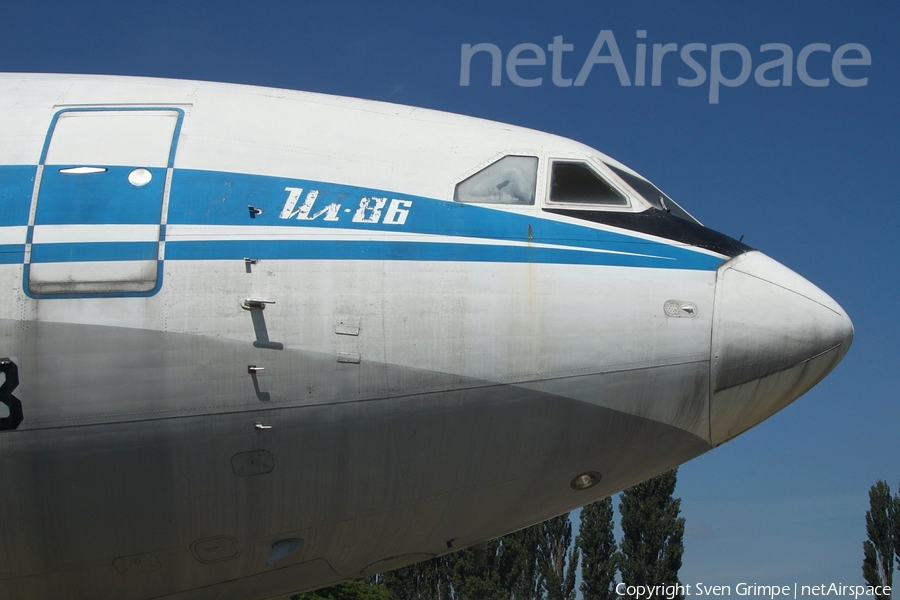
xmin=578 ymin=497 xmax=619 ymax=600
xmin=346 ymin=511 xmax=572 ymax=600
xmin=379 ymin=555 xmax=453 ymax=600
xmin=538 ymin=513 xmax=579 ymax=600
xmin=291 ymin=579 xmax=390 ymax=600
xmin=894 ymin=484 xmax=900 ymax=574
xmin=450 ymin=527 xmax=546 ymax=600
xmin=450 ymin=540 xmax=506 ymax=600
xmin=862 ymin=480 xmax=894 ymax=599
xmin=510 ymin=524 xmax=543 ymax=600
xmin=495 ymin=525 xmax=543 ymax=600
xmin=618 ymin=469 xmax=685 ymax=600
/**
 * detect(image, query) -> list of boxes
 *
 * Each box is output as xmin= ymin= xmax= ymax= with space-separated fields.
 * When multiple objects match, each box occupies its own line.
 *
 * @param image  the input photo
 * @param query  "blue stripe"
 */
xmin=168 ymin=169 xmax=725 ymax=271
xmin=0 ymin=163 xmax=727 ymax=271
xmin=164 ymin=239 xmax=716 ymax=269
xmin=0 ymin=165 xmax=36 ymax=226
xmin=35 ymin=166 xmax=167 ymax=225
xmin=0 ymin=244 xmax=25 ymax=264
xmin=30 ymin=242 xmax=158 ymax=263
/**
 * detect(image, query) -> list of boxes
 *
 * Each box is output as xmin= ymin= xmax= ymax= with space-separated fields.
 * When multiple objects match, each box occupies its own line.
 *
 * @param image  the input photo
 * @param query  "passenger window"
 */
xmin=455 ymin=155 xmax=538 ymax=205
xmin=549 ymin=162 xmax=627 ymax=206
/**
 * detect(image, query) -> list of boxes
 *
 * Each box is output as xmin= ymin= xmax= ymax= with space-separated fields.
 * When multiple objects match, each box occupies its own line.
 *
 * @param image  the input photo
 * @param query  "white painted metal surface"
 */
xmin=0 ymin=73 xmax=852 ymax=600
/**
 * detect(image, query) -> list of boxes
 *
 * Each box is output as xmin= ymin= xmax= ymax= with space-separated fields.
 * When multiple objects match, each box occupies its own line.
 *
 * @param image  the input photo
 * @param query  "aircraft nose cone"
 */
xmin=710 ymin=251 xmax=853 ymax=445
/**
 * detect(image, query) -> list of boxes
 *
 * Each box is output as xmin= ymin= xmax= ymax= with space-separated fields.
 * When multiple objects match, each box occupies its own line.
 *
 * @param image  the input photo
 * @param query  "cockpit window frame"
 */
xmin=453 ymin=154 xmax=540 ymax=206
xmin=601 ymin=159 xmax=703 ymax=225
xmin=541 ymin=157 xmax=637 ymax=212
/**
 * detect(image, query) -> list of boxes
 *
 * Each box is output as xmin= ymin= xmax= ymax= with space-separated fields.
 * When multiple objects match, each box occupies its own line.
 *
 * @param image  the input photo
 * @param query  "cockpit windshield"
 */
xmin=548 ymin=162 xmax=628 ymax=206
xmin=455 ymin=155 xmax=538 ymax=205
xmin=607 ymin=164 xmax=701 ymax=225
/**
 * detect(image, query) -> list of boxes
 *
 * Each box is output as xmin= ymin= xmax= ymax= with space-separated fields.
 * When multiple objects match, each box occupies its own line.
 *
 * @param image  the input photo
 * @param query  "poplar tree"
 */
xmin=378 ymin=522 xmax=544 ymax=600
xmin=450 ymin=527 xmax=543 ymax=600
xmin=618 ymin=469 xmax=685 ymax=599
xmin=292 ymin=579 xmax=389 ymax=600
xmin=498 ymin=524 xmax=542 ymax=600
xmin=493 ymin=526 xmax=543 ymax=600
xmin=862 ymin=480 xmax=894 ymax=599
xmin=578 ymin=497 xmax=619 ymax=600
xmin=447 ymin=543 xmax=502 ymax=600
xmin=894 ymin=484 xmax=900 ymax=574
xmin=379 ymin=554 xmax=453 ymax=600
xmin=538 ymin=513 xmax=579 ymax=600
xmin=371 ymin=512 xmax=578 ymax=600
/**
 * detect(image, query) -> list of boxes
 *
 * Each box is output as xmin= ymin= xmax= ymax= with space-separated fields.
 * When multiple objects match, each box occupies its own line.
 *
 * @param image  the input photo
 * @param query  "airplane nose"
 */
xmin=710 ymin=251 xmax=853 ymax=446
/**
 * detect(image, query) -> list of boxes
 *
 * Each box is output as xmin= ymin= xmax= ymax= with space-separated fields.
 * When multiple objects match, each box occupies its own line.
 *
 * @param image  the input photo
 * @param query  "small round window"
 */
xmin=128 ymin=168 xmax=153 ymax=187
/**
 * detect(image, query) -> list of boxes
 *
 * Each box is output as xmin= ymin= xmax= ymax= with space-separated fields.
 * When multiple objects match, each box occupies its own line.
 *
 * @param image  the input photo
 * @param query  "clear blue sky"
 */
xmin=3 ymin=0 xmax=897 ymax=590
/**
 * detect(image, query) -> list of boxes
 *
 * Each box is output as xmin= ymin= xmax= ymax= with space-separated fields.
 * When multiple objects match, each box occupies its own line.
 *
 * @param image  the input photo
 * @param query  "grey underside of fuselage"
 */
xmin=0 ymin=320 xmax=711 ymax=600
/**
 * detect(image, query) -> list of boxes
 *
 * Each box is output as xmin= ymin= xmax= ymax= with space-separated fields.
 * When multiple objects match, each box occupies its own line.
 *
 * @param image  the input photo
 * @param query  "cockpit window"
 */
xmin=549 ymin=162 xmax=627 ymax=206
xmin=607 ymin=164 xmax=700 ymax=225
xmin=455 ymin=155 xmax=538 ymax=205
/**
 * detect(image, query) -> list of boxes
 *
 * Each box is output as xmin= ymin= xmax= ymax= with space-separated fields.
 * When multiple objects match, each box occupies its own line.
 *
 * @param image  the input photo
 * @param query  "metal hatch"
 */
xmin=26 ymin=108 xmax=183 ymax=296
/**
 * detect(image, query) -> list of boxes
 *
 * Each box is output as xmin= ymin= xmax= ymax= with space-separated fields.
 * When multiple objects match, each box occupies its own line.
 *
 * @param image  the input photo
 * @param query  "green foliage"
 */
xmin=894 ymin=485 xmax=900 ymax=574
xmin=371 ymin=514 xmax=575 ymax=600
xmin=618 ymin=469 xmax=685 ymax=599
xmin=538 ymin=514 xmax=579 ymax=600
xmin=492 ymin=526 xmax=542 ymax=600
xmin=290 ymin=472 xmax=694 ymax=600
xmin=862 ymin=480 xmax=895 ymax=599
xmin=447 ymin=540 xmax=505 ymax=600
xmin=378 ymin=554 xmax=454 ymax=600
xmin=291 ymin=579 xmax=390 ymax=600
xmin=578 ymin=497 xmax=619 ymax=600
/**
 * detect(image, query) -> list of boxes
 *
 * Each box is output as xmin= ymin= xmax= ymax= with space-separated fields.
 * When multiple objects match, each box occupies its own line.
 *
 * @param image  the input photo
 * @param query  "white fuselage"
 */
xmin=0 ymin=74 xmax=851 ymax=600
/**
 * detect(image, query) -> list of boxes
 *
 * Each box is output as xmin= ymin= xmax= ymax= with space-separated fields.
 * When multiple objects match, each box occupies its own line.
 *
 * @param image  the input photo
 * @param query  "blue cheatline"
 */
xmin=30 ymin=241 xmax=159 ymax=263
xmin=0 ymin=164 xmax=727 ymax=272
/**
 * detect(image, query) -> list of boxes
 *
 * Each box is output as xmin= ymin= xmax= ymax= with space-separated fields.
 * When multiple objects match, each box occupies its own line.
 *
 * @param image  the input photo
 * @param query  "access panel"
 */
xmin=27 ymin=108 xmax=182 ymax=296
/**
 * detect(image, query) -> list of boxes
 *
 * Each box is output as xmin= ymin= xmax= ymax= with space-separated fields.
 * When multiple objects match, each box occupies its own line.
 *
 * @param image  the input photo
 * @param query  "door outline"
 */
xmin=24 ymin=106 xmax=184 ymax=299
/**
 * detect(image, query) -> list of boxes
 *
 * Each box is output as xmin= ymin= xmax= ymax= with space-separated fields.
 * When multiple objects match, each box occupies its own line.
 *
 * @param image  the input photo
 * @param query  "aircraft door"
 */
xmin=27 ymin=108 xmax=182 ymax=296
